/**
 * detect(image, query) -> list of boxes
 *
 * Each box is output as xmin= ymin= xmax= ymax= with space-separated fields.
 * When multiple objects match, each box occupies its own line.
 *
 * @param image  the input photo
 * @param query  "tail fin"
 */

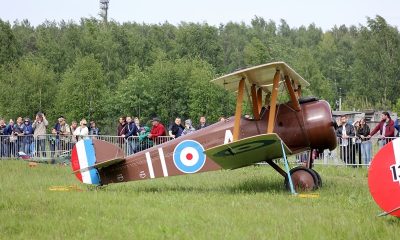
xmin=18 ymin=151 xmax=30 ymax=160
xmin=71 ymin=138 xmax=125 ymax=185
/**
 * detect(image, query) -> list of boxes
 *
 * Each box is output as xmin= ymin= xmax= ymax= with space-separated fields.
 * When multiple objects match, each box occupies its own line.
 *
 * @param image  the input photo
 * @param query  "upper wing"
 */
xmin=211 ymin=61 xmax=309 ymax=93
xmin=204 ymin=133 xmax=292 ymax=169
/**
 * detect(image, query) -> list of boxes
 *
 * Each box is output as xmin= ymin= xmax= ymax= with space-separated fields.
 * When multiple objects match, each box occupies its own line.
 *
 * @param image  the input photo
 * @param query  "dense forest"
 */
xmin=0 ymin=15 xmax=399 ymax=133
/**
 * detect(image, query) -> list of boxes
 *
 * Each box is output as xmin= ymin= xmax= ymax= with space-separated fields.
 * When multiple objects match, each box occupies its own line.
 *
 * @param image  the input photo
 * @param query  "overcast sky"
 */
xmin=1 ymin=0 xmax=399 ymax=30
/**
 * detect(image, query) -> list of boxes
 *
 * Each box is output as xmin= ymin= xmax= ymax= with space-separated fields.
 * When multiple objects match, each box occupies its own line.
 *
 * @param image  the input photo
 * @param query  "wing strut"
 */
xmin=257 ymin=87 xmax=263 ymax=114
xmin=284 ymin=75 xmax=301 ymax=111
xmin=267 ymin=70 xmax=280 ymax=133
xmin=297 ymin=85 xmax=302 ymax=98
xmin=250 ymin=84 xmax=260 ymax=120
xmin=233 ymin=77 xmax=245 ymax=141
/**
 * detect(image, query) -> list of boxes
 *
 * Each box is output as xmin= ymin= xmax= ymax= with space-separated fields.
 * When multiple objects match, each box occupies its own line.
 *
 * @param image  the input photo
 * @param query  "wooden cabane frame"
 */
xmin=211 ymin=62 xmax=309 ymax=141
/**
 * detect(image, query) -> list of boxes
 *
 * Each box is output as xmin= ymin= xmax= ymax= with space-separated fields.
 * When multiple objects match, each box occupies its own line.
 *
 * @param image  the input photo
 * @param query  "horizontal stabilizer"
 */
xmin=204 ymin=133 xmax=291 ymax=169
xmin=72 ymin=157 xmax=125 ymax=174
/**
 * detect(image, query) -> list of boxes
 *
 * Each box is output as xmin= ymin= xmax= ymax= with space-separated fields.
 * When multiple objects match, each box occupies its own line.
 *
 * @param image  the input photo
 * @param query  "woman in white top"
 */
xmin=73 ymin=119 xmax=89 ymax=140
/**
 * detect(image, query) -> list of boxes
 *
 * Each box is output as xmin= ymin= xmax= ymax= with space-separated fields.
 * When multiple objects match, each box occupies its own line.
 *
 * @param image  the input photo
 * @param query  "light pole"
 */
xmin=99 ymin=0 xmax=109 ymax=23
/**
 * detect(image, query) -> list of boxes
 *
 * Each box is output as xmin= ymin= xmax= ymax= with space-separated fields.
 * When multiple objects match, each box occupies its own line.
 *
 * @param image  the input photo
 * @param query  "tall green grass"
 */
xmin=0 ymin=160 xmax=398 ymax=239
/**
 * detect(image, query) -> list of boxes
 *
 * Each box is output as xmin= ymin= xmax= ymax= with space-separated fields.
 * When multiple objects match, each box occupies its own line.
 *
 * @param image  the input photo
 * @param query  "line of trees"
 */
xmin=0 ymin=15 xmax=399 ymax=133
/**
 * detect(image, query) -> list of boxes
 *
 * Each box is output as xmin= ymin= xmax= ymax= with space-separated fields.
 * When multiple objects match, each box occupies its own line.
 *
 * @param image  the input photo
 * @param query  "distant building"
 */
xmin=332 ymin=111 xmax=362 ymax=124
xmin=370 ymin=111 xmax=398 ymax=123
xmin=333 ymin=110 xmax=398 ymax=124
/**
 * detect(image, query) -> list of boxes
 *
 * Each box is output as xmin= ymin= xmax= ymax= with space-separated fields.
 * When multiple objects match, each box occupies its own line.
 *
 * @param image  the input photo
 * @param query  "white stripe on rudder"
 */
xmin=76 ymin=140 xmax=92 ymax=184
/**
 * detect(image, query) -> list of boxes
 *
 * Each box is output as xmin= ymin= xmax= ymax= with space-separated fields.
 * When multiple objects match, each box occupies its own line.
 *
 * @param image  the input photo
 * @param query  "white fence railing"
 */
xmin=0 ymin=134 xmax=173 ymax=163
xmin=0 ymin=133 xmax=396 ymax=167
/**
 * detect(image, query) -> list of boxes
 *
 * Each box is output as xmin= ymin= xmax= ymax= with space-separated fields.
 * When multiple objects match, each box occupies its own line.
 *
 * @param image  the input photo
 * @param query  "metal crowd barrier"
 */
xmin=125 ymin=136 xmax=172 ymax=155
xmin=303 ymin=136 xmax=398 ymax=167
xmin=0 ymin=134 xmax=90 ymax=162
xmin=0 ymin=134 xmax=35 ymax=159
xmin=0 ymin=134 xmax=174 ymax=163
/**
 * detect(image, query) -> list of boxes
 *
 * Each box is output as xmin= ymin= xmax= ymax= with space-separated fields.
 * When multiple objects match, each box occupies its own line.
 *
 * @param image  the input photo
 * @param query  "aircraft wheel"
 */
xmin=309 ymin=168 xmax=322 ymax=188
xmin=284 ymin=166 xmax=318 ymax=192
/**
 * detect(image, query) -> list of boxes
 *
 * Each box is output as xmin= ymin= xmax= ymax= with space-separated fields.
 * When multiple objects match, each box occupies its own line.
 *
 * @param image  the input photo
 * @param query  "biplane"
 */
xmin=71 ymin=62 xmax=337 ymax=191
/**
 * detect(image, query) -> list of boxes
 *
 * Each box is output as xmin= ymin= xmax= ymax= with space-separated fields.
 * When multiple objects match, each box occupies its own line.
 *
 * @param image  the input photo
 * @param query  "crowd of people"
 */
xmin=0 ymin=112 xmax=217 ymax=158
xmin=116 ymin=115 xmax=213 ymax=154
xmin=0 ymin=112 xmax=99 ymax=158
xmin=4 ymin=110 xmax=399 ymax=166
xmin=335 ymin=112 xmax=400 ymax=166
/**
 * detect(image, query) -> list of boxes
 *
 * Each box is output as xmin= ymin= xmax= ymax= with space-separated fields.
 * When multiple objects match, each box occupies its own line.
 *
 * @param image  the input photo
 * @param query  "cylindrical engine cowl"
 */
xmin=302 ymin=100 xmax=337 ymax=151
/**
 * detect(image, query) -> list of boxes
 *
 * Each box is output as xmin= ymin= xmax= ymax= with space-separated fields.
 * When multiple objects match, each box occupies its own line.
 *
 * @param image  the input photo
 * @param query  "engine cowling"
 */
xmin=302 ymin=100 xmax=337 ymax=151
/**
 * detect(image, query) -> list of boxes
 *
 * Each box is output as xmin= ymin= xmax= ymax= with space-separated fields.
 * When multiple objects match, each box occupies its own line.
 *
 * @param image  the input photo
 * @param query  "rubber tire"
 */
xmin=309 ymin=168 xmax=322 ymax=188
xmin=284 ymin=166 xmax=319 ymax=192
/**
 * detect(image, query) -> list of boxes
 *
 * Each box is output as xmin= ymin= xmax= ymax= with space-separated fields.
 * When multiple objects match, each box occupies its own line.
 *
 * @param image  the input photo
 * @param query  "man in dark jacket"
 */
xmin=4 ymin=119 xmax=17 ymax=157
xmin=395 ymin=118 xmax=400 ymax=137
xmin=169 ymin=117 xmax=184 ymax=139
xmin=368 ymin=111 xmax=395 ymax=146
xmin=336 ymin=115 xmax=356 ymax=165
xmin=23 ymin=118 xmax=34 ymax=156
xmin=124 ymin=116 xmax=138 ymax=155
xmin=89 ymin=121 xmax=99 ymax=135
xmin=117 ymin=116 xmax=127 ymax=149
xmin=0 ymin=118 xmax=7 ymax=157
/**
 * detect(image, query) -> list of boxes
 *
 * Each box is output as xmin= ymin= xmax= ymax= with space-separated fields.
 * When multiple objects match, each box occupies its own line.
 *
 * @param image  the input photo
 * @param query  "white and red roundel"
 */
xmin=173 ymin=140 xmax=206 ymax=173
xmin=368 ymin=138 xmax=400 ymax=217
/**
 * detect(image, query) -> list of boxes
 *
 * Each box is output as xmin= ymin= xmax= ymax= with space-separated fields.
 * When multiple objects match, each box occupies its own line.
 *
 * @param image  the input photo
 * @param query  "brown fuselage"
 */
xmin=98 ymin=99 xmax=336 ymax=185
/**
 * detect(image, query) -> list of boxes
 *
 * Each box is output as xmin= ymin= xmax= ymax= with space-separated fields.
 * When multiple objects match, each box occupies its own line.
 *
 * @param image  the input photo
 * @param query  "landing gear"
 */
xmin=284 ymin=166 xmax=321 ymax=191
xmin=284 ymin=148 xmax=322 ymax=191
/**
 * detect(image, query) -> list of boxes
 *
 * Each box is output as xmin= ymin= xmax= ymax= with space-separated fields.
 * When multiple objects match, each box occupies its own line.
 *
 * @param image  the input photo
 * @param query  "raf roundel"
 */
xmin=173 ymin=140 xmax=206 ymax=173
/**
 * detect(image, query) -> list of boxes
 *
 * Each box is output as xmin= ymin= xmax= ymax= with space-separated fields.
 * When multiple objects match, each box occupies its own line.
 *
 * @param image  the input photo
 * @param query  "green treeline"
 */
xmin=0 ymin=15 xmax=399 ymax=133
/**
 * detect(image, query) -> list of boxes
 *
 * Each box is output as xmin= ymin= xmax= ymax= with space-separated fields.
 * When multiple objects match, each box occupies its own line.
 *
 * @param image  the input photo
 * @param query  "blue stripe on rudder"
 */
xmin=83 ymin=139 xmax=100 ymax=185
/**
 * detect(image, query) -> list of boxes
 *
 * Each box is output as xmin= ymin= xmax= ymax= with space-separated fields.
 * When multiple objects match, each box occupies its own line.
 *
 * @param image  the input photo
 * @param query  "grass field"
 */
xmin=0 ymin=160 xmax=398 ymax=239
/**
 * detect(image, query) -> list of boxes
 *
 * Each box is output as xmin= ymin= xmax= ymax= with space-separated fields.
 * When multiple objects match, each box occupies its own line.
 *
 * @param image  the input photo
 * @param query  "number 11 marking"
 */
xmin=390 ymin=164 xmax=400 ymax=182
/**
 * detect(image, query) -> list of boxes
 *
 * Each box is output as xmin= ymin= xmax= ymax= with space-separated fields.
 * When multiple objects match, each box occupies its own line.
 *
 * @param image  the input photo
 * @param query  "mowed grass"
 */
xmin=0 ymin=160 xmax=399 ymax=240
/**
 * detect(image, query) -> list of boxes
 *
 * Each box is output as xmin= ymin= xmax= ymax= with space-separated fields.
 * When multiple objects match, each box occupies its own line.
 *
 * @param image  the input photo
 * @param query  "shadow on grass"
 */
xmin=227 ymin=177 xmax=287 ymax=194
xmin=99 ymin=177 xmax=288 ymax=195
xmin=386 ymin=217 xmax=400 ymax=224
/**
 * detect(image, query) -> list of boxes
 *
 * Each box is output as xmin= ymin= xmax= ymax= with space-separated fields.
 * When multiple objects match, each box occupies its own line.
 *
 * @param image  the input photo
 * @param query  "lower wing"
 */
xmin=204 ymin=133 xmax=292 ymax=169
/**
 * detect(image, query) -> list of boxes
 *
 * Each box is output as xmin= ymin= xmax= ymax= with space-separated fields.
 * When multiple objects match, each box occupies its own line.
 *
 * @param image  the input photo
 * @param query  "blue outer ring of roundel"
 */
xmin=173 ymin=140 xmax=206 ymax=174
